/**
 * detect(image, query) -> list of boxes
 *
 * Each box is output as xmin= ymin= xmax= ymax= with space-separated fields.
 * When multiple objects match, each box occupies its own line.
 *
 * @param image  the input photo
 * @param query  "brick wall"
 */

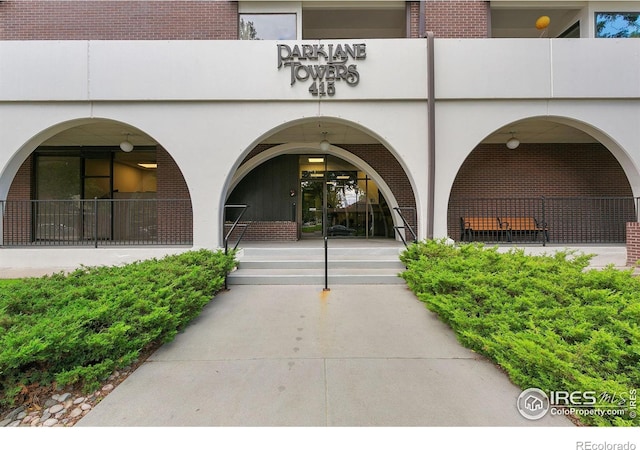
xmin=6 ymin=155 xmax=32 ymax=202
xmin=341 ymin=144 xmax=417 ymax=232
xmin=408 ymin=2 xmax=421 ymax=38
xmin=1 ymin=0 xmax=490 ymax=41
xmin=3 ymin=155 xmax=33 ymax=245
xmin=448 ymin=143 xmax=635 ymax=242
xmin=626 ymin=223 xmax=640 ymax=266
xmin=409 ymin=0 xmax=489 ymax=38
xmin=156 ymin=146 xmax=193 ymax=244
xmin=224 ymin=221 xmax=298 ymax=243
xmin=425 ymin=1 xmax=489 ymax=38
xmin=0 ymin=1 xmax=238 ymax=40
xmin=451 ymin=144 xmax=632 ymax=199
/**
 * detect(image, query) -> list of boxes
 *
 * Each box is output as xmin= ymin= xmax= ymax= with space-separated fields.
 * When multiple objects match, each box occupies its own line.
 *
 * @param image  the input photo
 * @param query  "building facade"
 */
xmin=1 ymin=1 xmax=640 ymax=270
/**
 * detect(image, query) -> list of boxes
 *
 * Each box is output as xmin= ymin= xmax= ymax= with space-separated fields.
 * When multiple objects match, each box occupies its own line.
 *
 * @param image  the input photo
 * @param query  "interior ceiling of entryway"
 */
xmin=42 ymin=122 xmax=157 ymax=147
xmin=41 ymin=119 xmax=597 ymax=148
xmin=302 ymin=1 xmax=406 ymax=39
xmin=490 ymin=5 xmax=581 ymax=38
xmin=485 ymin=121 xmax=598 ymax=144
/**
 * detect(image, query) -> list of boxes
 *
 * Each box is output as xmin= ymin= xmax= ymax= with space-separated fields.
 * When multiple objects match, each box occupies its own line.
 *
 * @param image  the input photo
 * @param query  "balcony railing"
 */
xmin=1 ymin=198 xmax=193 ymax=247
xmin=448 ymin=197 xmax=638 ymax=245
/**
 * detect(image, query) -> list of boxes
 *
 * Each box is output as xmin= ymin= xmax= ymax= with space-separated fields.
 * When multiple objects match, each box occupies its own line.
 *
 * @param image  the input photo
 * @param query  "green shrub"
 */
xmin=0 ymin=249 xmax=236 ymax=409
xmin=401 ymin=239 xmax=640 ymax=426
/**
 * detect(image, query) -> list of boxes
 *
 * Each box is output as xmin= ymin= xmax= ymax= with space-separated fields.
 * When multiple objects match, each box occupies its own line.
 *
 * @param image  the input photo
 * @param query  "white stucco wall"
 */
xmin=1 ymin=38 xmax=639 ymax=268
xmin=0 ymin=39 xmax=429 ymax=257
xmin=430 ymin=38 xmax=640 ymax=238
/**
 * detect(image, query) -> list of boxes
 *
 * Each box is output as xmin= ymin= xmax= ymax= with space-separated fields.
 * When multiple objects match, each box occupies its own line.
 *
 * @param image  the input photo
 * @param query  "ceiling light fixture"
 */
xmin=137 ymin=163 xmax=157 ymax=169
xmin=308 ymin=157 xmax=325 ymax=163
xmin=120 ymin=133 xmax=134 ymax=153
xmin=506 ymin=132 xmax=520 ymax=150
xmin=319 ymin=131 xmax=330 ymax=152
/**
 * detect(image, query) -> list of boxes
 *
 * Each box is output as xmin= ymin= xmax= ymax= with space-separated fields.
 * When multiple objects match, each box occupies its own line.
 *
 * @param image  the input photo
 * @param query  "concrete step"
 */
xmin=235 ymin=247 xmax=404 ymax=259
xmin=238 ymin=259 xmax=406 ymax=270
xmin=229 ymin=243 xmax=408 ymax=285
xmin=226 ymin=268 xmax=406 ymax=285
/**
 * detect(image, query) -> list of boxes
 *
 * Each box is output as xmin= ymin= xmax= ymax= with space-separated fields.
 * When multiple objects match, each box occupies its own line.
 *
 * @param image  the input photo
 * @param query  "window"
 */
xmin=34 ymin=148 xmax=157 ymax=242
xmin=559 ymin=21 xmax=580 ymax=38
xmin=596 ymin=13 xmax=640 ymax=38
xmin=239 ymin=14 xmax=296 ymax=40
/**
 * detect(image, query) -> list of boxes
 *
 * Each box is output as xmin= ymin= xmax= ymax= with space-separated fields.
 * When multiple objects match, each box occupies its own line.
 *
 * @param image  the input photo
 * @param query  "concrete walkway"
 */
xmin=77 ymin=283 xmax=572 ymax=427
xmin=7 ymin=244 xmax=624 ymax=426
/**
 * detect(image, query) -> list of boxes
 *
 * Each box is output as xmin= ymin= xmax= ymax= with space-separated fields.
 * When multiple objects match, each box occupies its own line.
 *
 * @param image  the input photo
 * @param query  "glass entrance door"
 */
xmin=299 ymin=155 xmax=394 ymax=239
xmin=301 ymin=179 xmax=324 ymax=237
xmin=300 ymin=156 xmax=326 ymax=237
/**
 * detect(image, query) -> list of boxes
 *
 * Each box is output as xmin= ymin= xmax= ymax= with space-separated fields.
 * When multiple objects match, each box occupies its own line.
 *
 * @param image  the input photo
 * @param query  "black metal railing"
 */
xmin=393 ymin=206 xmax=418 ymax=247
xmin=223 ymin=204 xmax=249 ymax=290
xmin=223 ymin=204 xmax=250 ymax=255
xmin=1 ymin=198 xmax=193 ymax=247
xmin=448 ymin=196 xmax=637 ymax=245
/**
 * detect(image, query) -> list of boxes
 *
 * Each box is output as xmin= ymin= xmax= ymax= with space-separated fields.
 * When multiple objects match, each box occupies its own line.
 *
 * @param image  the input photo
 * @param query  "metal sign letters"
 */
xmin=277 ymin=43 xmax=366 ymax=97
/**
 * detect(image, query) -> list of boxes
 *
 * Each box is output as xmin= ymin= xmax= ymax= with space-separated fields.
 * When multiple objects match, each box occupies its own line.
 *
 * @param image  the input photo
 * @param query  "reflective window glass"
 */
xmin=239 ymin=14 xmax=296 ymax=40
xmin=596 ymin=13 xmax=640 ymax=38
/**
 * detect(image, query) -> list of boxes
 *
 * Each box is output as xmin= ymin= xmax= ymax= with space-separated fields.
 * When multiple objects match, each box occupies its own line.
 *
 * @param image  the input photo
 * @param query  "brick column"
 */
xmin=4 ymin=155 xmax=33 ymax=245
xmin=626 ymin=222 xmax=640 ymax=266
xmin=156 ymin=146 xmax=193 ymax=245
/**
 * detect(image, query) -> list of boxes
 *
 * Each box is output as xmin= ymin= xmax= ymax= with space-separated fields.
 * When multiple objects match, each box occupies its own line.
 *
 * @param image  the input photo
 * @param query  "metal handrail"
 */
xmin=393 ymin=206 xmax=418 ymax=247
xmin=223 ymin=204 xmax=250 ymax=255
xmin=223 ymin=204 xmax=249 ymax=290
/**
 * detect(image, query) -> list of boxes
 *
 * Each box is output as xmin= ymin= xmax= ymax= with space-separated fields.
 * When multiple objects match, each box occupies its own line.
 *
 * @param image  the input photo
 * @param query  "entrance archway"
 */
xmin=2 ymin=119 xmax=193 ymax=246
xmin=225 ymin=126 xmax=417 ymax=243
xmin=447 ymin=118 xmax=635 ymax=244
xmin=226 ymin=143 xmax=403 ymax=241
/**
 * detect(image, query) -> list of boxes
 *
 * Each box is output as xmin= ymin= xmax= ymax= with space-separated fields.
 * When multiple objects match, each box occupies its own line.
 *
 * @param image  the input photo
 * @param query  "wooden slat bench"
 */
xmin=498 ymin=217 xmax=549 ymax=242
xmin=460 ymin=217 xmax=508 ymax=242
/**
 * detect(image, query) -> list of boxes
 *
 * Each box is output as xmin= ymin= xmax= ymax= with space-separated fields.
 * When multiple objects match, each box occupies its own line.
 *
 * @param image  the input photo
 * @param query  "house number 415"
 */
xmin=309 ymin=81 xmax=335 ymax=96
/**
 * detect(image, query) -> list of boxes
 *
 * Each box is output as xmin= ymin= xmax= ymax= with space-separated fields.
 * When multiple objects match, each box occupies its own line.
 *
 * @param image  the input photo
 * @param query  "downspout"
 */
xmin=426 ymin=30 xmax=435 ymax=240
xmin=419 ymin=0 xmax=435 ymax=240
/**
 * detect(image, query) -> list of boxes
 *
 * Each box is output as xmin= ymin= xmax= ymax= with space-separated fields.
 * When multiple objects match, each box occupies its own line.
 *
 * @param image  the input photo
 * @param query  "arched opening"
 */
xmin=447 ymin=118 xmax=635 ymax=244
xmin=2 ymin=120 xmax=193 ymax=246
xmin=223 ymin=120 xmax=417 ymax=243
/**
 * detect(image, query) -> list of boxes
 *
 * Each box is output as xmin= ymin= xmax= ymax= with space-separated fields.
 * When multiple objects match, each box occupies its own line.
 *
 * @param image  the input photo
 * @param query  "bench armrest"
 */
xmin=534 ymin=218 xmax=548 ymax=229
xmin=497 ymin=218 xmax=511 ymax=230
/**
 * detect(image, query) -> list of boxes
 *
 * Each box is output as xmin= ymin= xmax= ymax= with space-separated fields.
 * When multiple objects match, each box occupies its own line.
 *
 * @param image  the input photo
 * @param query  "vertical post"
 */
xmin=365 ymin=178 xmax=369 ymax=239
xmin=541 ymin=196 xmax=546 ymax=247
xmin=0 ymin=200 xmax=4 ymax=247
xmin=322 ymin=158 xmax=328 ymax=238
xmin=94 ymin=197 xmax=99 ymax=249
xmin=426 ymin=31 xmax=435 ymax=240
xmin=323 ymin=235 xmax=330 ymax=291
